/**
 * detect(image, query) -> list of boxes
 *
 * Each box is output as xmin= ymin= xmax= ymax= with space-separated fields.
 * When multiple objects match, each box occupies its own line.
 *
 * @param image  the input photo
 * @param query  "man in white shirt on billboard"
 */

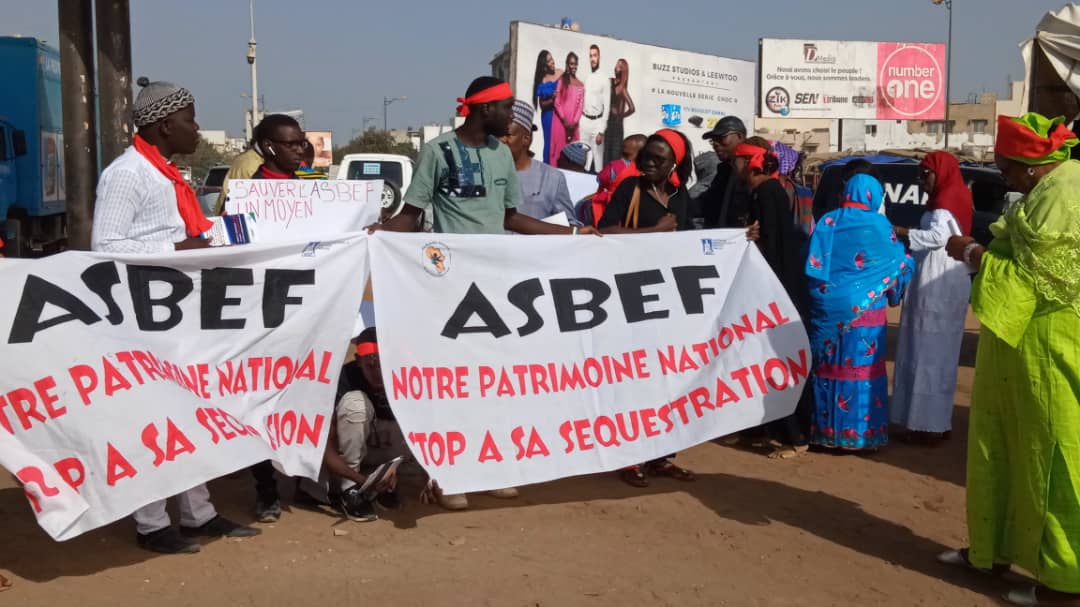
xmin=580 ymin=44 xmax=610 ymax=172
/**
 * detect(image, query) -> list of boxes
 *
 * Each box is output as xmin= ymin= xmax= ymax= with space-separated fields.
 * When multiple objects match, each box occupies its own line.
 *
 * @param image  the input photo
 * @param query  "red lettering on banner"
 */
xmin=716 ymin=378 xmax=741 ymax=406
xmin=765 ymin=358 xmax=791 ymax=390
xmin=616 ymin=411 xmax=641 ymax=442
xmin=265 ymin=411 xmax=326 ymax=448
xmin=105 ymin=442 xmax=137 ymax=486
xmin=731 ymin=367 xmax=754 ymax=398
xmin=477 ymin=366 xmax=495 ymax=397
xmin=407 ymin=431 xmax=466 ymax=467
xmin=755 ymin=309 xmax=777 ymax=331
xmin=392 ymin=366 xmax=471 ymax=400
xmin=130 ymin=351 xmax=162 ymax=381
xmin=657 ymin=404 xmax=675 ymax=433
xmin=641 ymin=408 xmax=660 ymax=437
xmin=769 ymin=302 xmax=792 ymax=325
xmin=750 ymin=364 xmax=769 ymax=394
xmin=317 ymin=351 xmax=333 ymax=384
xmin=477 ymin=431 xmax=504 ymax=463
xmin=594 ymin=416 xmax=621 ymax=447
xmin=496 ymin=371 xmax=515 ymax=397
xmin=668 ymin=396 xmax=691 ymax=424
xmin=16 ymin=466 xmax=60 ymax=513
xmin=787 ymin=350 xmax=809 ymax=386
xmin=0 ymin=396 xmax=11 ymax=434
xmin=114 ymin=352 xmax=147 ymax=385
xmin=8 ymin=388 xmax=46 ymax=430
xmin=103 ymin=357 xmax=133 ymax=397
xmin=296 ymin=413 xmax=325 ymax=446
xmin=54 ymin=457 xmax=85 ymax=492
xmin=295 ymin=351 xmax=317 ymax=382
xmin=142 ymin=419 xmax=197 ymax=467
xmin=688 ymin=387 xmax=715 ymax=418
xmin=69 ymin=364 xmax=98 ymax=406
xmin=732 ymin=314 xmax=754 ymax=341
xmin=511 ymin=426 xmax=550 ymax=460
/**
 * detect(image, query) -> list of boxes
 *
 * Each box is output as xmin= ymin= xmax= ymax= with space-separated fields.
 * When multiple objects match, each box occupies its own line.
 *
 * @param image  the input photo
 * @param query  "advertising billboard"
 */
xmin=759 ymin=39 xmax=947 ymax=121
xmin=510 ymin=22 xmax=756 ymax=171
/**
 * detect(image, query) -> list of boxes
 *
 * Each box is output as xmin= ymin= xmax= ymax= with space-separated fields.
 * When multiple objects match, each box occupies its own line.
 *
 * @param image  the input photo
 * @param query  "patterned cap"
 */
xmin=772 ymin=140 xmax=800 ymax=175
xmin=133 ymin=77 xmax=195 ymax=127
xmin=511 ymin=99 xmax=538 ymax=132
xmin=561 ymin=141 xmax=590 ymax=166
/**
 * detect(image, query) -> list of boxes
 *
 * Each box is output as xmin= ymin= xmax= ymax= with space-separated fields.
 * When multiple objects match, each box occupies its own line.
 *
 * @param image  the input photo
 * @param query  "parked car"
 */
xmin=195 ymin=165 xmax=229 ymax=216
xmin=812 ymin=155 xmax=1018 ymax=246
xmin=335 ymin=154 xmax=414 ymax=219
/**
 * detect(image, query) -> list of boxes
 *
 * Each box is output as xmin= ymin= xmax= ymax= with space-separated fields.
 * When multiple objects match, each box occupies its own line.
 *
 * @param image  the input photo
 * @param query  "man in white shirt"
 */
xmin=92 ymin=78 xmax=260 ymax=554
xmin=581 ymin=44 xmax=610 ymax=173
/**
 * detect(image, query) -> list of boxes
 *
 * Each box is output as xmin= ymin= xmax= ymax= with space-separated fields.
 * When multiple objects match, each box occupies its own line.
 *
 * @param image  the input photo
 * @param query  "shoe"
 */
xmin=336 ymin=487 xmax=378 ymax=522
xmin=181 ymin=515 xmax=261 ymax=539
xmin=437 ymin=492 xmax=469 ymax=511
xmin=488 ymin=487 xmax=519 ymax=499
xmin=254 ymin=499 xmax=282 ymax=523
xmin=137 ymin=527 xmax=200 ymax=554
xmin=376 ymin=490 xmax=402 ymax=511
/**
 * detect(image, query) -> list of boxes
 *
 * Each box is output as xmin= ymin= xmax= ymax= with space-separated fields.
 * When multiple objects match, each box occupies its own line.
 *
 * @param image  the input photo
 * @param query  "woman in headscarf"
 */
xmin=599 ymin=129 xmax=757 ymax=486
xmin=939 ymin=114 xmax=1080 ymax=606
xmin=804 ymin=174 xmax=913 ymax=451
xmin=890 ymin=151 xmax=973 ymax=446
xmin=734 ymin=138 xmax=813 ymax=456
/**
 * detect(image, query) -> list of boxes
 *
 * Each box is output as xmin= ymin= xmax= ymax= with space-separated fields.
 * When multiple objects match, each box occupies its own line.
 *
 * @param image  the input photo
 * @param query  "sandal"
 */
xmin=937 ymin=548 xmax=1010 ymax=576
xmin=620 ymin=465 xmax=649 ymax=488
xmin=645 ymin=459 xmax=696 ymax=482
xmin=1005 ymin=586 xmax=1080 ymax=606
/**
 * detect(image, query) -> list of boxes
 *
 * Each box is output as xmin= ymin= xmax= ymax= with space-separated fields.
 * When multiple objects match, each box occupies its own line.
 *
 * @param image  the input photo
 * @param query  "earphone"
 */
xmin=267 ymin=145 xmax=277 ymax=157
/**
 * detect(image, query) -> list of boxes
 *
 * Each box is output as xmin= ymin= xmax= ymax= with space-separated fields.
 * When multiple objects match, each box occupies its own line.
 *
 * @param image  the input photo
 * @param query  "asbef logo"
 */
xmin=421 ymin=242 xmax=451 ymax=276
xmin=803 ymin=44 xmax=818 ymax=62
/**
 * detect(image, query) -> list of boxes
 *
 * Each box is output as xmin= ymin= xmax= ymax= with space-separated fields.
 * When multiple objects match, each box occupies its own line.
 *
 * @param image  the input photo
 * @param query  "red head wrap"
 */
xmin=995 ymin=114 xmax=1079 ymax=165
xmin=356 ymin=342 xmax=379 ymax=357
xmin=655 ymin=129 xmax=687 ymax=188
xmin=456 ymin=83 xmax=513 ymax=117
xmin=734 ymin=143 xmax=767 ymax=171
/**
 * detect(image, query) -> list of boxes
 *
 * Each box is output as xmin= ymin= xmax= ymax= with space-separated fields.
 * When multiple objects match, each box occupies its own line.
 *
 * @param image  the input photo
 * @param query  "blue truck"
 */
xmin=0 ymin=36 xmax=67 ymax=257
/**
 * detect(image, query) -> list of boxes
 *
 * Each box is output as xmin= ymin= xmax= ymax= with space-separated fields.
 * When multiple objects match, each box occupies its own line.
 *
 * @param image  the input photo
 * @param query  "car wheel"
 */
xmin=381 ymin=181 xmax=403 ymax=216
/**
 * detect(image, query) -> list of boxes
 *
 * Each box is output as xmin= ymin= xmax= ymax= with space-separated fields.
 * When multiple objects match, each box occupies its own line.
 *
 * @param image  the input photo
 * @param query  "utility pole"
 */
xmin=58 ymin=0 xmax=98 ymax=251
xmin=932 ymin=0 xmax=953 ymax=150
xmin=384 ymin=96 xmax=406 ymax=131
xmin=95 ymin=0 xmax=132 ymax=168
xmin=247 ymin=0 xmax=259 ymax=140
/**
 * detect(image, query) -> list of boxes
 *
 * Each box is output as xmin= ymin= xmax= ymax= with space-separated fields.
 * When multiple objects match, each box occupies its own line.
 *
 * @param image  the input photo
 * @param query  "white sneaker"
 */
xmin=437 ymin=492 xmax=469 ymax=510
xmin=488 ymin=487 xmax=519 ymax=499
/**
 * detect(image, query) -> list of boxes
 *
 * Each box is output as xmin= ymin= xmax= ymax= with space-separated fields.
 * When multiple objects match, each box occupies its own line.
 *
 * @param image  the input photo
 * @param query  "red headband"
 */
xmin=735 ymin=143 xmax=767 ymax=171
xmin=356 ymin=342 xmax=379 ymax=357
xmin=995 ymin=115 xmax=1078 ymax=161
xmin=456 ymin=83 xmax=513 ymax=117
xmin=655 ymin=129 xmax=687 ymax=188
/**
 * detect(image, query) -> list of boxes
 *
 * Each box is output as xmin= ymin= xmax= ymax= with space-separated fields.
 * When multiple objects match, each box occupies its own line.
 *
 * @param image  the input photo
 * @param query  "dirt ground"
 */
xmin=0 ymin=309 xmax=1026 ymax=606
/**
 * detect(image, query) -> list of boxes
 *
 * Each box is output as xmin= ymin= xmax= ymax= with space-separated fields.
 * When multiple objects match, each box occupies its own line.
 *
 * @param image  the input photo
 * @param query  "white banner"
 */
xmin=223 ymin=179 xmax=382 ymax=242
xmin=759 ymin=39 xmax=947 ymax=120
xmin=0 ymin=237 xmax=369 ymax=540
xmin=370 ymin=231 xmax=810 ymax=494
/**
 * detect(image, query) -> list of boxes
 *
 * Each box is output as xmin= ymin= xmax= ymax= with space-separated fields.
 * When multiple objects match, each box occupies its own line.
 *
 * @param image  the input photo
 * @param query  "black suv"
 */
xmin=812 ymin=156 xmax=1016 ymax=246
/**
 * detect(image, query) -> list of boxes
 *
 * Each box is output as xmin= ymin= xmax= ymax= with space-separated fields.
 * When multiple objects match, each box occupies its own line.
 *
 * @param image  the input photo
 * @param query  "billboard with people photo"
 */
xmin=508 ymin=21 xmax=756 ymax=172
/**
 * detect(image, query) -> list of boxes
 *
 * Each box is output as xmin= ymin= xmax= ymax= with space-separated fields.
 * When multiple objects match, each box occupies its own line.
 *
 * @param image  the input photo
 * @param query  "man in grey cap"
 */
xmin=500 ymin=98 xmax=577 ymax=224
xmin=695 ymin=115 xmax=750 ymax=228
xmin=557 ymin=141 xmax=590 ymax=174
xmin=92 ymin=77 xmax=260 ymax=554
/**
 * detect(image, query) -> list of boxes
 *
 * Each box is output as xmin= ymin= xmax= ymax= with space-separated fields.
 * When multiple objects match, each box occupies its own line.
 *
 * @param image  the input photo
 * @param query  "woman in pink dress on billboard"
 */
xmin=550 ymin=52 xmax=585 ymax=165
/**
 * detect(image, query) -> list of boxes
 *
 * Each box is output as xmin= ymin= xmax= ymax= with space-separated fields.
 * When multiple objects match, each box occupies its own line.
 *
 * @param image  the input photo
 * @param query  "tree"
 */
xmin=333 ymin=129 xmax=418 ymax=163
xmin=173 ymin=137 xmax=234 ymax=184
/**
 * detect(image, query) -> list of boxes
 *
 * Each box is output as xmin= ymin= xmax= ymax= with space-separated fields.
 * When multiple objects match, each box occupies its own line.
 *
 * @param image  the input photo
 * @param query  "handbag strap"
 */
xmin=624 ymin=186 xmax=641 ymax=229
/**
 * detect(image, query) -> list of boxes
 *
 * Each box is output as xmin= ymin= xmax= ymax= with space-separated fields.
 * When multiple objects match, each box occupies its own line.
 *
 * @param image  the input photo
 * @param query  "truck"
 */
xmin=0 ymin=36 xmax=67 ymax=257
xmin=491 ymin=22 xmax=756 ymax=170
xmin=1025 ymin=4 xmax=1080 ymax=128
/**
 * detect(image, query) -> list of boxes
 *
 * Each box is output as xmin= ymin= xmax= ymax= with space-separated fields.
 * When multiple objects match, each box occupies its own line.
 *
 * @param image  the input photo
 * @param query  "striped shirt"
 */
xmin=91 ymin=146 xmax=186 ymax=254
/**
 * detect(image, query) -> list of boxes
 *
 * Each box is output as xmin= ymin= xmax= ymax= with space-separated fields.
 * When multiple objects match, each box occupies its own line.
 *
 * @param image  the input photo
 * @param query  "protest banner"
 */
xmin=560 ymin=169 xmax=598 ymax=206
xmin=0 ymin=237 xmax=368 ymax=540
xmin=369 ymin=230 xmax=810 ymax=494
xmin=223 ymin=179 xmax=382 ymax=242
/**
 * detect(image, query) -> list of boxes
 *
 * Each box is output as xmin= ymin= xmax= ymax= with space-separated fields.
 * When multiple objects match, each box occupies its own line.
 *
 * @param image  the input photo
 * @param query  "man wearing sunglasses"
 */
xmin=251 ymin=114 xmax=306 ymax=180
xmin=694 ymin=116 xmax=750 ymax=229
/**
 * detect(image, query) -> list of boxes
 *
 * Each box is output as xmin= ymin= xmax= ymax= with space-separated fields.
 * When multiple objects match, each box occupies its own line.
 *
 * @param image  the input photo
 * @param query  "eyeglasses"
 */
xmin=269 ymin=138 xmax=309 ymax=150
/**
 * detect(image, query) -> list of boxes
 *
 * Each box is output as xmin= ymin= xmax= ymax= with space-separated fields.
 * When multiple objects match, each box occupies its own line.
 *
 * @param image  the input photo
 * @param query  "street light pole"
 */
xmin=384 ymin=96 xmax=406 ymax=131
xmin=247 ymin=0 xmax=259 ymax=140
xmin=933 ymin=0 xmax=953 ymax=150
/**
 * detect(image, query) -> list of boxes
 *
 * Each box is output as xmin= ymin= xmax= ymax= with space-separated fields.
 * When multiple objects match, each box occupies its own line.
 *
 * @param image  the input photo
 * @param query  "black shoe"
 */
xmin=181 ymin=515 xmax=261 ymax=539
xmin=376 ymin=490 xmax=402 ymax=511
xmin=336 ymin=487 xmax=378 ymax=522
xmin=137 ymin=527 xmax=200 ymax=554
xmin=254 ymin=499 xmax=282 ymax=523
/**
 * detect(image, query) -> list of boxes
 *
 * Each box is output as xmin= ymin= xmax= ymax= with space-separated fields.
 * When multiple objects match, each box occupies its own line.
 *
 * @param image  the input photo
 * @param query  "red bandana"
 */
xmin=356 ymin=342 xmax=379 ymax=357
xmin=133 ymin=134 xmax=212 ymax=237
xmin=456 ymin=83 xmax=513 ymax=117
xmin=655 ymin=129 xmax=687 ymax=188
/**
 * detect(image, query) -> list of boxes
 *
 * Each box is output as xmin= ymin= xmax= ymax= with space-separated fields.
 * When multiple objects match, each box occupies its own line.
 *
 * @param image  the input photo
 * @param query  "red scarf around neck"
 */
xmin=133 ymin=134 xmax=212 ymax=237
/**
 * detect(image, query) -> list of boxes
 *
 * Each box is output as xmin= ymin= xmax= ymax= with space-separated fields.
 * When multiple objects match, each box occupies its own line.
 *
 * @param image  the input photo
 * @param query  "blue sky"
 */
xmin=1 ymin=0 xmax=1067 ymax=143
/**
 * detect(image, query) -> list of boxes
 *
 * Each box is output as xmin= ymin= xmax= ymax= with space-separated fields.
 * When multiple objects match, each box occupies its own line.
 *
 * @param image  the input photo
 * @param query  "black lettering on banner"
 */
xmin=8 ymin=275 xmax=103 ymax=344
xmin=127 ymin=265 xmax=193 ymax=331
xmin=201 ymin=268 xmax=254 ymax=330
xmin=551 ymin=278 xmax=610 ymax=332
xmin=441 ymin=283 xmax=511 ymax=339
xmin=507 ymin=278 xmax=545 ymax=337
xmin=614 ymin=270 xmax=669 ymax=323
xmin=262 ymin=269 xmax=315 ymax=328
xmin=671 ymin=265 xmax=720 ymax=314
xmin=81 ymin=261 xmax=123 ymax=324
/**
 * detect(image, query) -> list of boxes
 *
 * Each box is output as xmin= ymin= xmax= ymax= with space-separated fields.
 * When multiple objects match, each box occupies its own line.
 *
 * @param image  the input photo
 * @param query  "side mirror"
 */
xmin=12 ymin=130 xmax=27 ymax=157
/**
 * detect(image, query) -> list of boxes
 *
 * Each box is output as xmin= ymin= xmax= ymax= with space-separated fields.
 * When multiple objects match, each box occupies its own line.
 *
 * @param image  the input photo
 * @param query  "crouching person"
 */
xmin=297 ymin=330 xmax=398 ymax=521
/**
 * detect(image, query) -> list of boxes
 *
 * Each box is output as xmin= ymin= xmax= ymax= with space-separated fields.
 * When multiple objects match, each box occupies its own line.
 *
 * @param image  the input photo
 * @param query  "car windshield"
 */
xmin=204 ymin=167 xmax=228 ymax=187
xmin=346 ymin=160 xmax=403 ymax=187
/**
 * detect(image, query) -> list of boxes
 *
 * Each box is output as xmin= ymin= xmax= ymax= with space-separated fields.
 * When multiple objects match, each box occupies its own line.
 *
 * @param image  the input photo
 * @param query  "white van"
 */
xmin=335 ymin=154 xmax=414 ymax=219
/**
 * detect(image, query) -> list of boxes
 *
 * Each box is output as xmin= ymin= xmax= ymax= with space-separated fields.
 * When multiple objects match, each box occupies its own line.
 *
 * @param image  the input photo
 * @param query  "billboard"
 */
xmin=305 ymin=130 xmax=333 ymax=169
xmin=759 ymin=39 xmax=946 ymax=121
xmin=510 ymin=22 xmax=756 ymax=171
